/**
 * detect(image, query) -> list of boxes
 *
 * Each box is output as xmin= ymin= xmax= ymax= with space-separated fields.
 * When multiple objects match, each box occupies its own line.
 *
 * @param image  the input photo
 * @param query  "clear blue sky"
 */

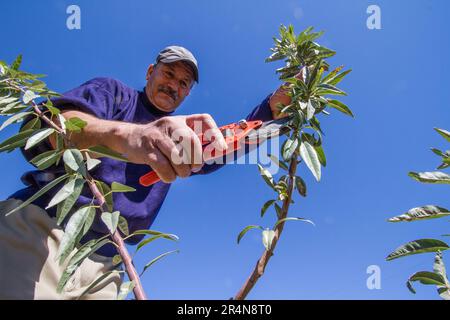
xmin=1 ymin=0 xmax=449 ymax=300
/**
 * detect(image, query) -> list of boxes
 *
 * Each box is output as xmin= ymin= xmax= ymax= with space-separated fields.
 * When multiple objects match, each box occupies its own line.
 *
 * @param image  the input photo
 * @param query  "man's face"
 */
xmin=145 ymin=61 xmax=195 ymax=112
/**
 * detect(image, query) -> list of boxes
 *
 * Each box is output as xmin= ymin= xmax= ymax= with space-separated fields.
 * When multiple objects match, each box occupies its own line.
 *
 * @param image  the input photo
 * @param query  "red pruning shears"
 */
xmin=139 ymin=117 xmax=292 ymax=187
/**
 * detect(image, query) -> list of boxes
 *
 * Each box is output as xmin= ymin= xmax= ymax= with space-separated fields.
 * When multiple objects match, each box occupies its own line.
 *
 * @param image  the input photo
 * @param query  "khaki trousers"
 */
xmin=0 ymin=199 xmax=123 ymax=300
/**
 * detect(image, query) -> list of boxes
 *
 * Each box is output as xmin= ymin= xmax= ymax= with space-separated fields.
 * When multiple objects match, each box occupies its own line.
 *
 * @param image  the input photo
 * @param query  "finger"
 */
xmin=157 ymin=134 xmax=193 ymax=178
xmin=170 ymin=126 xmax=204 ymax=172
xmin=146 ymin=148 xmax=177 ymax=183
xmin=185 ymin=114 xmax=228 ymax=151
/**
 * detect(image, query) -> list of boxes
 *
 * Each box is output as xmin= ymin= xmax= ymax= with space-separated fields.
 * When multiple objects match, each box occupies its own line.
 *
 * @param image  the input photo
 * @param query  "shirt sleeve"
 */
xmin=20 ymin=77 xmax=121 ymax=163
xmin=194 ymin=93 xmax=274 ymax=175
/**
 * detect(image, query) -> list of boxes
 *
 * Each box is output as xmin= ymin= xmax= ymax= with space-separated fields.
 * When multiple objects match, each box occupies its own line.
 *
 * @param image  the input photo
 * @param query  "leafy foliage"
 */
xmin=235 ymin=25 xmax=352 ymax=300
xmin=387 ymin=128 xmax=450 ymax=299
xmin=0 ymin=56 xmax=179 ymax=300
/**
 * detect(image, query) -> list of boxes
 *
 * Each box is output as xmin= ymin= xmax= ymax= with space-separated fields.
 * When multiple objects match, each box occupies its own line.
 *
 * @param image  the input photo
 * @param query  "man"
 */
xmin=0 ymin=46 xmax=291 ymax=299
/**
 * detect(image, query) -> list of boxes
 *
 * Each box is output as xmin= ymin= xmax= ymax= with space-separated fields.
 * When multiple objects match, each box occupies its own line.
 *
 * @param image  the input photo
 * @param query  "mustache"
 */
xmin=158 ymin=85 xmax=178 ymax=101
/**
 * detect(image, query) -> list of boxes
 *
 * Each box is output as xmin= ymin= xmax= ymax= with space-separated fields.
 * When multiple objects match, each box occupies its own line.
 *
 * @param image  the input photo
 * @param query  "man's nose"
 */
xmin=166 ymin=78 xmax=178 ymax=92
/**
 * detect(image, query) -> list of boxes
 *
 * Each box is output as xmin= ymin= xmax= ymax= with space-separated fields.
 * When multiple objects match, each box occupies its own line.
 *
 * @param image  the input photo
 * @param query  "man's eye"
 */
xmin=180 ymin=81 xmax=187 ymax=88
xmin=165 ymin=71 xmax=173 ymax=78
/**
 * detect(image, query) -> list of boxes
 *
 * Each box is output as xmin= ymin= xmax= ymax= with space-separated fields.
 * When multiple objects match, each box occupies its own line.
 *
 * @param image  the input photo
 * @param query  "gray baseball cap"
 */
xmin=156 ymin=45 xmax=199 ymax=83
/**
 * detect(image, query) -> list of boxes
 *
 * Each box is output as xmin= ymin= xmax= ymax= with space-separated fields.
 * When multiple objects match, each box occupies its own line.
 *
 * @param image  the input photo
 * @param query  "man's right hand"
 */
xmin=121 ymin=114 xmax=228 ymax=183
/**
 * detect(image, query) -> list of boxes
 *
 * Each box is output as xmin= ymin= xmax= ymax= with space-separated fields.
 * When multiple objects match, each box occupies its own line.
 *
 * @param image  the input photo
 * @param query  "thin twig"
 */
xmin=234 ymin=151 xmax=298 ymax=300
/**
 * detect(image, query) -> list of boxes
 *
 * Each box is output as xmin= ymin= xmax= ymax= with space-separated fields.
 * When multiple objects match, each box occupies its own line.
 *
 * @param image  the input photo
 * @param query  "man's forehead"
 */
xmin=159 ymin=61 xmax=195 ymax=81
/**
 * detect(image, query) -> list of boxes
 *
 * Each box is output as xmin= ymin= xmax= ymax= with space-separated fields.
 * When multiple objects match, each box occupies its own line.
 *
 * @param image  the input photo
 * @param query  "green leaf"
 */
xmin=57 ymin=238 xmax=110 ymax=293
xmin=21 ymin=117 xmax=41 ymax=131
xmin=56 ymin=206 xmax=93 ymax=265
xmin=63 ymin=149 xmax=86 ymax=176
xmin=274 ymin=217 xmax=315 ymax=229
xmin=24 ymin=128 xmax=55 ymax=150
xmin=88 ymin=145 xmax=128 ymax=162
xmin=140 ymin=250 xmax=180 ymax=277
xmin=321 ymin=66 xmax=344 ymax=84
xmin=295 ymin=176 xmax=307 ymax=197
xmin=11 ymin=54 xmax=22 ymax=70
xmin=117 ymin=281 xmax=135 ymax=300
xmin=0 ymin=129 xmax=34 ymax=152
xmin=327 ymin=99 xmax=354 ymax=117
xmin=0 ymin=97 xmax=19 ymax=107
xmin=282 ymin=137 xmax=298 ymax=161
xmin=261 ymin=200 xmax=276 ymax=217
xmin=0 ymin=111 xmax=32 ymax=131
xmin=434 ymin=252 xmax=449 ymax=284
xmin=29 ymin=149 xmax=61 ymax=170
xmin=409 ymin=171 xmax=450 ymax=184
xmin=299 ymin=141 xmax=321 ymax=181
xmin=325 ymin=69 xmax=352 ymax=86
xmin=95 ymin=181 xmax=113 ymax=212
xmin=268 ymin=154 xmax=288 ymax=170
xmin=435 ymin=128 xmax=450 ymax=142
xmin=386 ymin=239 xmax=450 ymax=261
xmin=434 ymin=252 xmax=450 ymax=299
xmin=112 ymin=255 xmax=122 ymax=266
xmin=22 ymin=90 xmax=40 ymax=104
xmin=85 ymin=153 xmax=101 ymax=171
xmin=135 ymin=234 xmax=178 ymax=254
xmin=314 ymin=144 xmax=326 ymax=167
xmin=65 ymin=117 xmax=87 ymax=133
xmin=46 ymin=178 xmax=81 ymax=209
xmin=56 ymin=180 xmax=85 ymax=225
xmin=101 ymin=211 xmax=120 ymax=234
xmin=388 ymin=205 xmax=450 ymax=222
xmin=77 ymin=270 xmax=123 ymax=300
xmin=274 ymin=203 xmax=283 ymax=219
xmin=82 ymin=206 xmax=96 ymax=235
xmin=57 ymin=113 xmax=66 ymax=134
xmin=111 ymin=182 xmax=136 ymax=193
xmin=306 ymin=100 xmax=315 ymax=120
xmin=118 ymin=216 xmax=129 ymax=236
xmin=124 ymin=229 xmax=179 ymax=242
xmin=316 ymin=83 xmax=347 ymax=96
xmin=237 ymin=225 xmax=263 ymax=244
xmin=406 ymin=271 xmax=447 ymax=294
xmin=262 ymin=228 xmax=276 ymax=251
xmin=257 ymin=164 xmax=275 ymax=188
xmin=431 ymin=148 xmax=446 ymax=158
xmin=5 ymin=173 xmax=69 ymax=216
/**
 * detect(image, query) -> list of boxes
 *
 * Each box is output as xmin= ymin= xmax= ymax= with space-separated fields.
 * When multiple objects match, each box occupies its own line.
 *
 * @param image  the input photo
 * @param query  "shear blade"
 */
xmin=244 ymin=117 xmax=292 ymax=143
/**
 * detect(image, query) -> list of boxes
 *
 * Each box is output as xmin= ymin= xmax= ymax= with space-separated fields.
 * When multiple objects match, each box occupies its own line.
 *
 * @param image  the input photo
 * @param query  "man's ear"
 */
xmin=146 ymin=64 xmax=155 ymax=80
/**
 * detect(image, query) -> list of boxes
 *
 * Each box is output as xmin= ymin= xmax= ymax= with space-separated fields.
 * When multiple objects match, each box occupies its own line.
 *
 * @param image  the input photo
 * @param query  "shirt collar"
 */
xmin=139 ymin=88 xmax=174 ymax=117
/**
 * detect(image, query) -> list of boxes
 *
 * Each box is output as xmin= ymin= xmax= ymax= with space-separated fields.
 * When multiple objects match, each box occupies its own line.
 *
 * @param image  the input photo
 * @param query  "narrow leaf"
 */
xmin=261 ymin=200 xmax=276 ymax=217
xmin=274 ymin=217 xmax=315 ymax=228
xmin=299 ymin=141 xmax=321 ymax=181
xmin=388 ymin=205 xmax=450 ymax=222
xmin=409 ymin=171 xmax=450 ymax=184
xmin=111 ymin=182 xmax=136 ymax=193
xmin=24 ymin=128 xmax=55 ymax=150
xmin=101 ymin=211 xmax=120 ymax=234
xmin=88 ymin=145 xmax=128 ymax=162
xmin=386 ymin=239 xmax=450 ymax=261
xmin=140 ymin=250 xmax=180 ymax=277
xmin=117 ymin=281 xmax=135 ymax=300
xmin=237 ymin=225 xmax=263 ymax=244
xmin=6 ymin=173 xmax=69 ymax=216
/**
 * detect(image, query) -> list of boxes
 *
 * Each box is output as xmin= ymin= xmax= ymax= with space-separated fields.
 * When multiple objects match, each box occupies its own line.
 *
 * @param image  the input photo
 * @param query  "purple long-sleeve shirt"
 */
xmin=10 ymin=77 xmax=274 ymax=256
